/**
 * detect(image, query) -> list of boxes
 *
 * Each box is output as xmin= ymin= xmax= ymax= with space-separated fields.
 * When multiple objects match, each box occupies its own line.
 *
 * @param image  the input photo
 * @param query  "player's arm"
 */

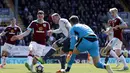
xmin=114 ymin=18 xmax=128 ymax=29
xmin=0 ymin=31 xmax=7 ymax=37
xmin=52 ymin=20 xmax=65 ymax=33
xmin=51 ymin=28 xmax=62 ymax=33
xmin=17 ymin=21 xmax=35 ymax=39
xmin=11 ymin=29 xmax=31 ymax=41
xmin=0 ymin=27 xmax=8 ymax=37
xmin=19 ymin=29 xmax=31 ymax=38
xmin=118 ymin=22 xmax=128 ymax=29
xmin=69 ymin=28 xmax=77 ymax=51
xmin=11 ymin=21 xmax=33 ymax=41
xmin=66 ymin=27 xmax=77 ymax=62
xmin=104 ymin=27 xmax=113 ymax=35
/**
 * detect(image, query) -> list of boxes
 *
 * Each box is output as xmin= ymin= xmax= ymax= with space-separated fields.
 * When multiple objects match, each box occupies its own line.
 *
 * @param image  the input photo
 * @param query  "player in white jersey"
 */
xmin=46 ymin=13 xmax=71 ymax=73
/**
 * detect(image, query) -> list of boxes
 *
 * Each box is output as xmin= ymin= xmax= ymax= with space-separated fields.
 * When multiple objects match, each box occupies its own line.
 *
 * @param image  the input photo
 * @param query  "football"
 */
xmin=35 ymin=64 xmax=44 ymax=73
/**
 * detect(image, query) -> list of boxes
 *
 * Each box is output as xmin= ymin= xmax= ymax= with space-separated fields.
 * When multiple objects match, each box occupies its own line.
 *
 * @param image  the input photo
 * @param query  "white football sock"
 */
xmin=28 ymin=56 xmax=33 ymax=66
xmin=1 ymin=56 xmax=6 ymax=66
xmin=110 ymin=50 xmax=119 ymax=60
xmin=120 ymin=55 xmax=128 ymax=67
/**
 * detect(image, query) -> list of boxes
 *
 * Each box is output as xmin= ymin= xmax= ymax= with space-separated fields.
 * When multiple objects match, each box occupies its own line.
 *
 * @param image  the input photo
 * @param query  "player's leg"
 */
xmin=34 ymin=43 xmax=46 ymax=64
xmin=115 ymin=49 xmax=128 ymax=70
xmin=56 ymin=50 xmax=66 ymax=73
xmin=65 ymin=38 xmax=88 ymax=72
xmin=25 ymin=42 xmax=36 ymax=71
xmin=56 ymin=38 xmax=70 ymax=73
xmin=0 ymin=50 xmax=8 ymax=68
xmin=25 ymin=50 xmax=33 ymax=71
xmin=89 ymin=41 xmax=113 ymax=73
xmin=65 ymin=48 xmax=80 ymax=72
xmin=114 ymin=39 xmax=128 ymax=70
xmin=104 ymin=55 xmax=110 ymax=64
xmin=101 ymin=38 xmax=120 ymax=62
xmin=0 ymin=43 xmax=10 ymax=68
xmin=43 ymin=39 xmax=60 ymax=61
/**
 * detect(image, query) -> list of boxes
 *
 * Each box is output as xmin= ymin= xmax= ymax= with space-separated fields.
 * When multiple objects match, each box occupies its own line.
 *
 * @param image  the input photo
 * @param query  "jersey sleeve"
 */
xmin=69 ymin=27 xmax=77 ymax=50
xmin=52 ymin=20 xmax=64 ymax=33
xmin=0 ymin=27 xmax=8 ymax=36
xmin=46 ymin=22 xmax=50 ymax=30
xmin=4 ymin=27 xmax=8 ymax=32
xmin=17 ymin=26 xmax=22 ymax=34
xmin=118 ymin=17 xmax=127 ymax=25
xmin=65 ymin=20 xmax=71 ymax=31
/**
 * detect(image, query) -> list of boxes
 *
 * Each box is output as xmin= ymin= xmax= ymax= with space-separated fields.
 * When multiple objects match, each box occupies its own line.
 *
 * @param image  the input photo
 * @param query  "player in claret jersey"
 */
xmin=100 ymin=8 xmax=129 ymax=70
xmin=11 ymin=10 xmax=50 ymax=72
xmin=0 ymin=17 xmax=22 ymax=68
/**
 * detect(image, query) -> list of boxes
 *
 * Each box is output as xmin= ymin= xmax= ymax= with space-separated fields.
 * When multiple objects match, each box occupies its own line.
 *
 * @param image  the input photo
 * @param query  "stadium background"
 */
xmin=0 ymin=0 xmax=130 ymax=64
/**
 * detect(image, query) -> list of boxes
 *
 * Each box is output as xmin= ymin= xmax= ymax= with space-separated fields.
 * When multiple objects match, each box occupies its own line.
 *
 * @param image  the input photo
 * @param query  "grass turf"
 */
xmin=0 ymin=64 xmax=130 ymax=73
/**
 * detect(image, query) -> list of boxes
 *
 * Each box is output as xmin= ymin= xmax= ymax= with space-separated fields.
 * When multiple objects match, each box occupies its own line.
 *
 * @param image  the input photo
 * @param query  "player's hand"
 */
xmin=47 ymin=30 xmax=53 ymax=36
xmin=113 ymin=25 xmax=119 ymax=30
xmin=11 ymin=35 xmax=23 ymax=41
xmin=107 ymin=19 xmax=112 ymax=25
xmin=48 ymin=30 xmax=53 ymax=33
xmin=66 ymin=51 xmax=73 ymax=63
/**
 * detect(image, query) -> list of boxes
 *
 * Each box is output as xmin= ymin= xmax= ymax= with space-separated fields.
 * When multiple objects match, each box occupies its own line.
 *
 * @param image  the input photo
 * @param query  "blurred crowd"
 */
xmin=0 ymin=0 xmax=130 ymax=48
xmin=0 ymin=0 xmax=7 ymax=8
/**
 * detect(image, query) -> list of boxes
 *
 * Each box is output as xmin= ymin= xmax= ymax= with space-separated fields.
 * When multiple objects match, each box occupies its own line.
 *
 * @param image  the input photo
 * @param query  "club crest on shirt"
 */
xmin=39 ymin=27 xmax=43 ymax=31
xmin=9 ymin=29 xmax=15 ymax=34
xmin=36 ymin=26 xmax=44 ymax=33
xmin=11 ymin=29 xmax=14 ymax=33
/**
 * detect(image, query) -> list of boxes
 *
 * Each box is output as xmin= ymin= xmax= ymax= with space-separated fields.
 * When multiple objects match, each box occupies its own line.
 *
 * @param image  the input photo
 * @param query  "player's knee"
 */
xmin=33 ymin=58 xmax=37 ymax=65
xmin=73 ymin=48 xmax=80 ymax=54
xmin=100 ymin=47 xmax=111 ymax=56
xmin=95 ymin=62 xmax=103 ymax=68
xmin=115 ymin=49 xmax=121 ymax=56
xmin=2 ymin=50 xmax=8 ymax=57
xmin=52 ymin=43 xmax=58 ymax=50
xmin=28 ymin=50 xmax=33 ymax=55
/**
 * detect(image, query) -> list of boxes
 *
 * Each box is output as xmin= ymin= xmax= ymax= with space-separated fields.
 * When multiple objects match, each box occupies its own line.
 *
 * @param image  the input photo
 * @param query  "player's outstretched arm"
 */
xmin=11 ymin=30 xmax=31 ymax=41
xmin=0 ymin=31 xmax=7 ymax=37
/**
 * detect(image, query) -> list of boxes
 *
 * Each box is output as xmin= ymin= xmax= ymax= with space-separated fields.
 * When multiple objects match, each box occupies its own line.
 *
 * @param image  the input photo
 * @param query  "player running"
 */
xmin=46 ymin=13 xmax=71 ymax=73
xmin=11 ymin=10 xmax=50 ymax=72
xmin=100 ymin=8 xmax=128 ymax=70
xmin=0 ymin=18 xmax=22 ymax=68
xmin=65 ymin=15 xmax=113 ymax=73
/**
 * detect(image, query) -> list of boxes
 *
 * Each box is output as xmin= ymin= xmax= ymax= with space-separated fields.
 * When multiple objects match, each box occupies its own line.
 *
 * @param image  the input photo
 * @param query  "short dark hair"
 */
xmin=69 ymin=15 xmax=79 ymax=24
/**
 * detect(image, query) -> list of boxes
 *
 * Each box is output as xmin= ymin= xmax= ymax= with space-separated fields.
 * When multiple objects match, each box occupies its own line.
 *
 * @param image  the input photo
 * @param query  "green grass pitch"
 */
xmin=0 ymin=64 xmax=130 ymax=73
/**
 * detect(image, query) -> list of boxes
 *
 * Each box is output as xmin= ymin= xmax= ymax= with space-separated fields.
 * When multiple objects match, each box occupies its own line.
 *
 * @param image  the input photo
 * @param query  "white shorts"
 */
xmin=108 ymin=38 xmax=122 ymax=50
xmin=29 ymin=41 xmax=46 ymax=57
xmin=2 ymin=43 xmax=15 ymax=53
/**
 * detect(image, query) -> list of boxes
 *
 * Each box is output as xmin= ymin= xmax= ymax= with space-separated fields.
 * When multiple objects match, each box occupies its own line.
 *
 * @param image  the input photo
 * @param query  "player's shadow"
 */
xmin=113 ymin=69 xmax=129 ymax=71
xmin=28 ymin=72 xmax=51 ymax=73
xmin=111 ymin=67 xmax=121 ymax=69
xmin=2 ymin=67 xmax=16 ymax=69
